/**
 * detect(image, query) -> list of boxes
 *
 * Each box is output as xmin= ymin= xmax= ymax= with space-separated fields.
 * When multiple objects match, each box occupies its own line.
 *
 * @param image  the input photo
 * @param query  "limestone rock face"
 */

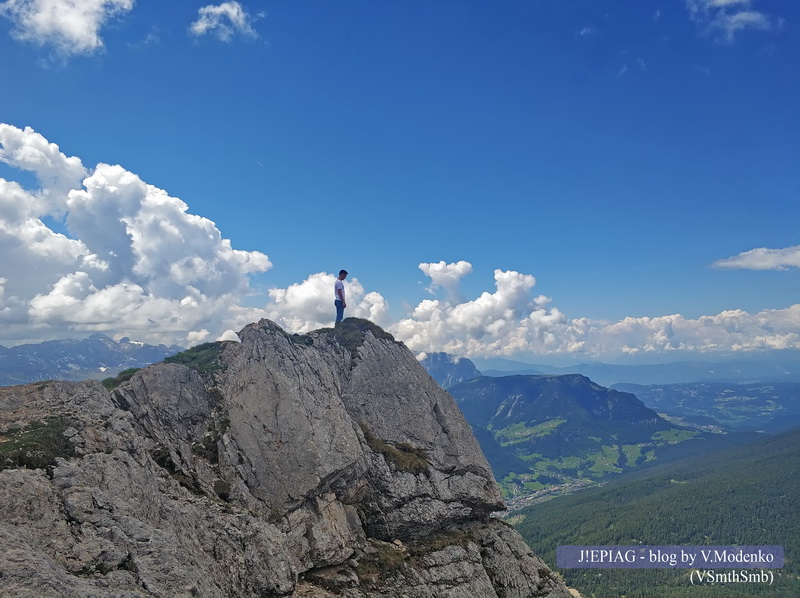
xmin=0 ymin=318 xmax=571 ymax=598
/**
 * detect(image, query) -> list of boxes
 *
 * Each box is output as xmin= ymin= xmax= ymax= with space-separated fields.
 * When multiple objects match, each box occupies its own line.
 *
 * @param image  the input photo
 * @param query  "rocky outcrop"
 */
xmin=0 ymin=318 xmax=571 ymax=597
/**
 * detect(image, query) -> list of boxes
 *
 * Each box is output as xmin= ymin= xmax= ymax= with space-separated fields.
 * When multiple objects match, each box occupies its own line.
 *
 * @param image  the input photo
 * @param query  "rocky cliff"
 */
xmin=0 ymin=318 xmax=571 ymax=598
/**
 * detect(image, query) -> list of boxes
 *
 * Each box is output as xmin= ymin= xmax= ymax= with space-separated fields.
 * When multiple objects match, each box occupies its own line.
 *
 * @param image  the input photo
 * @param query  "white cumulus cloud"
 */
xmin=264 ymin=272 xmax=390 ymax=333
xmin=419 ymin=260 xmax=473 ymax=301
xmin=590 ymin=307 xmax=800 ymax=354
xmin=189 ymin=2 xmax=258 ymax=42
xmin=2 ymin=126 xmax=797 ymax=360
xmin=392 ymin=267 xmax=564 ymax=357
xmin=385 ymin=261 xmax=800 ymax=359
xmin=0 ymin=123 xmax=271 ymax=346
xmin=0 ymin=0 xmax=134 ymax=56
xmin=712 ymin=246 xmax=800 ymax=270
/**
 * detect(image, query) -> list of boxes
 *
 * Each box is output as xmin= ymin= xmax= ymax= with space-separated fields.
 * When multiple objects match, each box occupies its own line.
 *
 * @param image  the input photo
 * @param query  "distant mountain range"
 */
xmin=418 ymin=352 xmax=481 ymax=389
xmin=445 ymin=374 xmax=742 ymax=508
xmin=613 ymin=381 xmax=800 ymax=434
xmin=450 ymin=374 xmax=674 ymax=456
xmin=414 ymin=352 xmax=786 ymax=507
xmin=421 ymin=350 xmax=800 ymax=435
xmin=0 ymin=334 xmax=185 ymax=386
xmin=473 ymin=351 xmax=800 ymax=386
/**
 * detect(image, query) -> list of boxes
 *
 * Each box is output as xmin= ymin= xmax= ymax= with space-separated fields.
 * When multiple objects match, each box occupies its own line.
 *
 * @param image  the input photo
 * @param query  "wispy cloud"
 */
xmin=576 ymin=25 xmax=595 ymax=37
xmin=189 ymin=1 xmax=259 ymax=42
xmin=686 ymin=0 xmax=777 ymax=42
xmin=0 ymin=0 xmax=134 ymax=57
xmin=128 ymin=26 xmax=160 ymax=50
xmin=713 ymin=246 xmax=800 ymax=270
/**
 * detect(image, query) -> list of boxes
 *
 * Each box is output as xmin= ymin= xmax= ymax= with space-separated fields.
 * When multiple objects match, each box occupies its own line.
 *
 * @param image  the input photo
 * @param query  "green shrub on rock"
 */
xmin=0 ymin=417 xmax=74 ymax=470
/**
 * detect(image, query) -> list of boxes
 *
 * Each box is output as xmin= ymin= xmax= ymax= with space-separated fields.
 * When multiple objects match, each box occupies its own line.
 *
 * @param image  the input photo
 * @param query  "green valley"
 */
xmin=448 ymin=374 xmax=725 ymax=506
xmin=612 ymin=382 xmax=800 ymax=433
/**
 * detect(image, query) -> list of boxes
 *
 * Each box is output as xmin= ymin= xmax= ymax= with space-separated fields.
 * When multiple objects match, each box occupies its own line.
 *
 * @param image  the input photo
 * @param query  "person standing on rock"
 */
xmin=334 ymin=269 xmax=348 ymax=324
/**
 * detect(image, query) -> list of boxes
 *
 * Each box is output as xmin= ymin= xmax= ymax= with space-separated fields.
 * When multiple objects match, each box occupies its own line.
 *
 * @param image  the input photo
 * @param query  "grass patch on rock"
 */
xmin=407 ymin=528 xmax=474 ymax=558
xmin=359 ymin=422 xmax=429 ymax=475
xmin=0 ymin=417 xmax=75 ymax=470
xmin=164 ymin=342 xmax=229 ymax=379
xmin=317 ymin=318 xmax=398 ymax=357
xmin=101 ymin=367 xmax=142 ymax=390
xmin=355 ymin=541 xmax=409 ymax=581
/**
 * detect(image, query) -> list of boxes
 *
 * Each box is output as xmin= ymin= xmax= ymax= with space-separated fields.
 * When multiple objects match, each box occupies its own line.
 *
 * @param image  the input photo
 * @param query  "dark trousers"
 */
xmin=334 ymin=300 xmax=345 ymax=323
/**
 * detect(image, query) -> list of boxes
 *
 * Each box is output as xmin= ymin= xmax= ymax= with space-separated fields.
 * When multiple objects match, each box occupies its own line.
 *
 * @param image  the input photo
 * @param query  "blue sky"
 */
xmin=0 ymin=0 xmax=798 ymax=362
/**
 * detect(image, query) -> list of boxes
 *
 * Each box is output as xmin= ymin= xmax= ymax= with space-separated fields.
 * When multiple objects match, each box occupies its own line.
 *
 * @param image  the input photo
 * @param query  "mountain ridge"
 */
xmin=417 ymin=351 xmax=482 ymax=389
xmin=0 ymin=318 xmax=570 ymax=598
xmin=474 ymin=353 xmax=800 ymax=386
xmin=0 ymin=334 xmax=185 ymax=386
xmin=448 ymin=373 xmax=710 ymax=507
xmin=612 ymin=381 xmax=800 ymax=433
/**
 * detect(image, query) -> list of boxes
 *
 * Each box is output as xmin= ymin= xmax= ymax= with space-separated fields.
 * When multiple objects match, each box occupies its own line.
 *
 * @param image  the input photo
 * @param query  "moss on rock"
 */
xmin=0 ymin=417 xmax=75 ymax=470
xmin=359 ymin=422 xmax=430 ymax=475
xmin=317 ymin=318 xmax=398 ymax=357
xmin=101 ymin=367 xmax=142 ymax=390
xmin=164 ymin=342 xmax=230 ymax=379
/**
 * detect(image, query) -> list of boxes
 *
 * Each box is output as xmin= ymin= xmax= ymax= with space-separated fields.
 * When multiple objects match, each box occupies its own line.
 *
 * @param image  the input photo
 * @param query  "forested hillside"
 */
xmin=514 ymin=427 xmax=800 ymax=597
xmin=448 ymin=374 xmax=712 ymax=503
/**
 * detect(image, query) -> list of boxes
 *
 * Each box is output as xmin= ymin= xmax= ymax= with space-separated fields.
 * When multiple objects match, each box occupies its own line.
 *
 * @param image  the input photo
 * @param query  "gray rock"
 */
xmin=0 ymin=318 xmax=570 ymax=597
